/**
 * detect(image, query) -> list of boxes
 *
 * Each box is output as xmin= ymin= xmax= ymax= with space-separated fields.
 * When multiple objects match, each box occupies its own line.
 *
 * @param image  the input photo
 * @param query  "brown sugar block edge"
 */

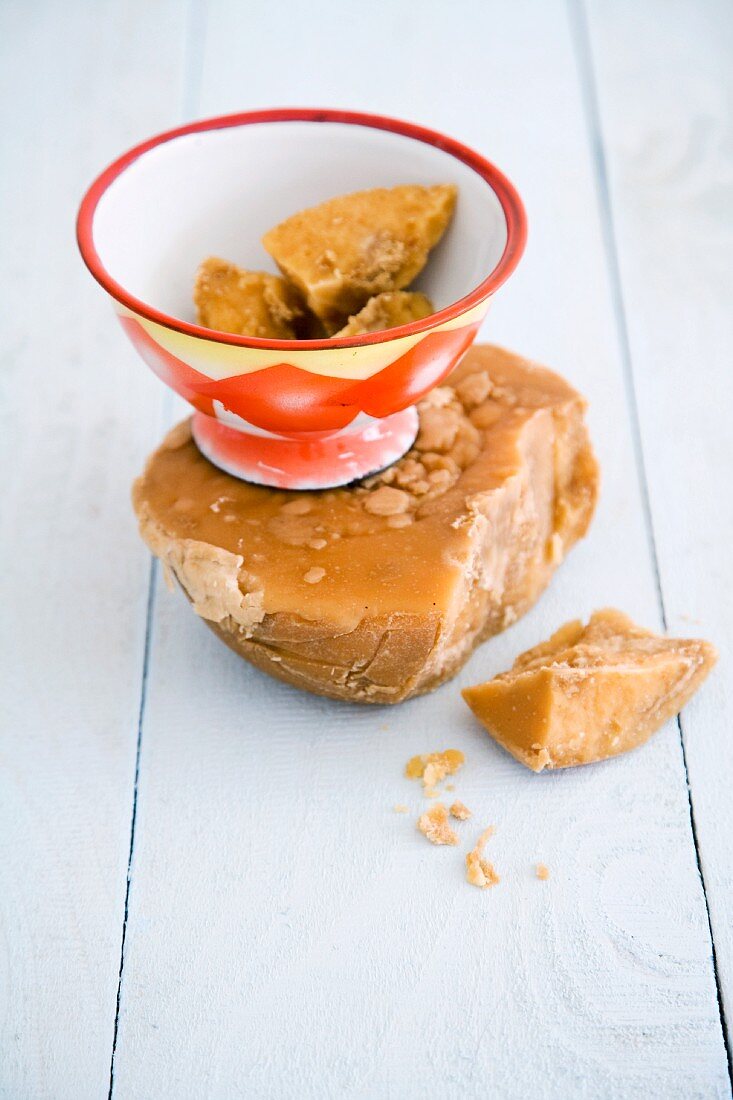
xmin=194 ymin=256 xmax=305 ymax=339
xmin=262 ymin=184 xmax=456 ymax=329
xmin=462 ymin=609 xmax=717 ymax=770
xmin=132 ymin=344 xmax=599 ymax=704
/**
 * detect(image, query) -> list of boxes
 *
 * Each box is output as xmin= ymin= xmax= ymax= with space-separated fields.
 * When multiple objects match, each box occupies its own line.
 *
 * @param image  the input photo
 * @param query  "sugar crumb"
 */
xmin=417 ymin=803 xmax=459 ymax=846
xmin=536 ymin=863 xmax=550 ymax=880
xmin=386 ymin=513 xmax=413 ymax=529
xmin=465 ymin=826 xmax=498 ymax=888
xmin=466 ymin=852 xmax=499 ymax=889
xmin=405 ymin=749 xmax=465 ymax=793
xmin=450 ymin=800 xmax=472 ymax=820
xmin=303 ymin=567 xmax=326 ymax=584
xmin=364 ymin=485 xmax=411 ymax=516
xmin=281 ymin=497 xmax=313 ymax=515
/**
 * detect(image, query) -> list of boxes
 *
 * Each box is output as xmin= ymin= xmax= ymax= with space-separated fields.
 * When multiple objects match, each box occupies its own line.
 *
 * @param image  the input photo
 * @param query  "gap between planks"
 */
xmin=107 ymin=558 xmax=159 ymax=1100
xmin=107 ymin=6 xmax=210 ymax=1093
xmin=568 ymin=0 xmax=733 ymax=1080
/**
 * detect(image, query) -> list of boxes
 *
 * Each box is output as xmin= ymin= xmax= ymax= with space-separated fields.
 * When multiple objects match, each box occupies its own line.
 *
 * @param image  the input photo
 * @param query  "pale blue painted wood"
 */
xmin=109 ymin=1 xmax=731 ymax=1097
xmin=584 ymin=0 xmax=733 ymax=1062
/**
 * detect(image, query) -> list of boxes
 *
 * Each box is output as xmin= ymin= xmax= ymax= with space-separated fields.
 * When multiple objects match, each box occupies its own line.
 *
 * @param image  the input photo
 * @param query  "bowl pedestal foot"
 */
xmin=191 ymin=407 xmax=419 ymax=490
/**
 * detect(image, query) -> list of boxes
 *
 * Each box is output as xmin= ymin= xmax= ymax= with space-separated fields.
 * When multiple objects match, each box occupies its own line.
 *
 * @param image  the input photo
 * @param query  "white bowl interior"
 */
xmin=92 ymin=121 xmax=508 ymax=327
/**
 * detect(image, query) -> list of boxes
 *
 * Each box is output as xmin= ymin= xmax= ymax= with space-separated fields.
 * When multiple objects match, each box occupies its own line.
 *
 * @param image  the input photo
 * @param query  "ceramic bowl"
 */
xmin=77 ymin=108 xmax=526 ymax=489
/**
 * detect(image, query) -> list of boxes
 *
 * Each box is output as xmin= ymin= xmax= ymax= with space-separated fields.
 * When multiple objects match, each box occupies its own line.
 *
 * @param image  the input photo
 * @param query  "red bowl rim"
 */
xmin=76 ymin=107 xmax=527 ymax=351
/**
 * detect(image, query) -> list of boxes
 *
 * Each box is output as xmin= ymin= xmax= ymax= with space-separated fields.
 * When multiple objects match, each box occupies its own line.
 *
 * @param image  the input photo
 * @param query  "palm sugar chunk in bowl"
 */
xmin=194 ymin=256 xmax=304 ymax=339
xmin=132 ymin=344 xmax=599 ymax=704
xmin=462 ymin=609 xmax=717 ymax=771
xmin=262 ymin=184 xmax=456 ymax=330
xmin=334 ymin=291 xmax=434 ymax=337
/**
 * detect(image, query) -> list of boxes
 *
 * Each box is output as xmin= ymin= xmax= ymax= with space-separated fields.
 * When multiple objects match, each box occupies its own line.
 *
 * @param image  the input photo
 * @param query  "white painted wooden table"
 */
xmin=1 ymin=1 xmax=731 ymax=1096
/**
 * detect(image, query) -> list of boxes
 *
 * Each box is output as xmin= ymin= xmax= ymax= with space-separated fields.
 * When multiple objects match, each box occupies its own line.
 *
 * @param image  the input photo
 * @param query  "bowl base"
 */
xmin=191 ymin=408 xmax=419 ymax=490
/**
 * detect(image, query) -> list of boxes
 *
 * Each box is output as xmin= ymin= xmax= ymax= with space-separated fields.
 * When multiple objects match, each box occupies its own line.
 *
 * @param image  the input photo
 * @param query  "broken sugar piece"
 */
xmin=417 ymin=803 xmax=459 ymax=846
xmin=465 ymin=827 xmax=498 ymax=888
xmin=194 ymin=257 xmax=304 ymax=339
xmin=262 ymin=185 xmax=457 ymax=329
xmin=450 ymin=800 xmax=472 ymax=821
xmin=405 ymin=749 xmax=465 ymax=791
xmin=536 ymin=863 xmax=550 ymax=880
xmin=334 ymin=291 xmax=434 ymax=337
xmin=462 ymin=609 xmax=717 ymax=772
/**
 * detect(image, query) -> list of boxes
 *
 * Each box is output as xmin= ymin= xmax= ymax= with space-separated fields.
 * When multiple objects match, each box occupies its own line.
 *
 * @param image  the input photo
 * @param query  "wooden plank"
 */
xmin=581 ymin=0 xmax=733 ymax=1058
xmin=111 ymin=0 xmax=730 ymax=1095
xmin=0 ymin=2 xmax=184 ymax=1097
